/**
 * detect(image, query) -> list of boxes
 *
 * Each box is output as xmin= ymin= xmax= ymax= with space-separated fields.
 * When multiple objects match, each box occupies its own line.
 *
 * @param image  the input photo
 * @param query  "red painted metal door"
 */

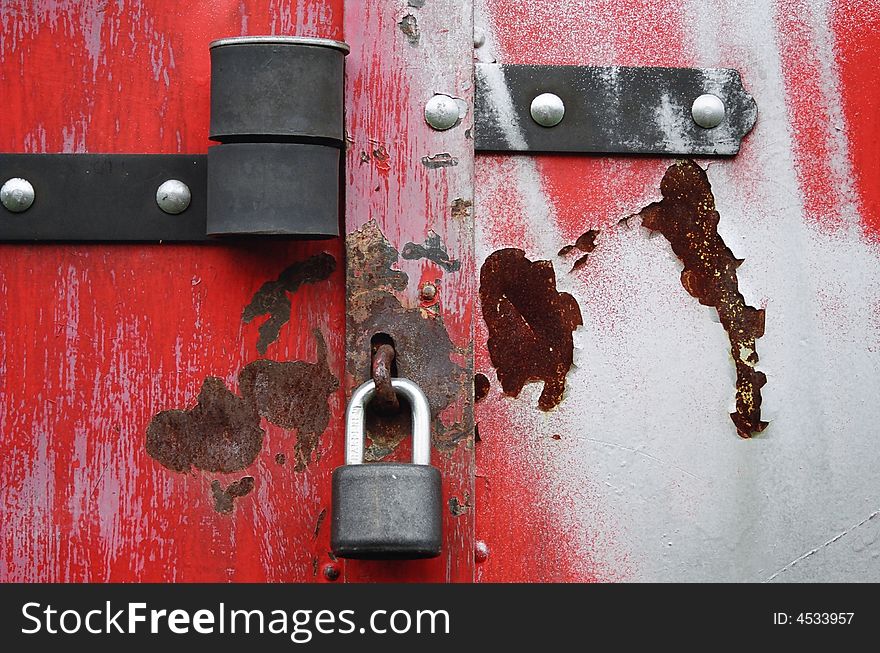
xmin=0 ymin=0 xmax=476 ymax=584
xmin=4 ymin=0 xmax=879 ymax=584
xmin=0 ymin=1 xmax=350 ymax=583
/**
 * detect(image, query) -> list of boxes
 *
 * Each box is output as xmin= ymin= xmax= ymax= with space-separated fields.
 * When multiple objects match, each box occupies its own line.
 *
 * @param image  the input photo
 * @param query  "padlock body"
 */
xmin=331 ymin=463 xmax=442 ymax=559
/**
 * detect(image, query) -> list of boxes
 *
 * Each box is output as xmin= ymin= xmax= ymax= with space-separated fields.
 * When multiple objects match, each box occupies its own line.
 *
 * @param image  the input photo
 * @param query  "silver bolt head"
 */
xmin=424 ymin=94 xmax=460 ymax=131
xmin=1 ymin=177 xmax=35 ymax=213
xmin=156 ymin=179 xmax=191 ymax=215
xmin=530 ymin=93 xmax=565 ymax=127
xmin=692 ymin=94 xmax=726 ymax=129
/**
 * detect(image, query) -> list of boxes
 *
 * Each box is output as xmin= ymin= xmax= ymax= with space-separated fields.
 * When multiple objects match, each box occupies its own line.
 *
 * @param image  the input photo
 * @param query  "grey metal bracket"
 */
xmin=474 ymin=64 xmax=757 ymax=155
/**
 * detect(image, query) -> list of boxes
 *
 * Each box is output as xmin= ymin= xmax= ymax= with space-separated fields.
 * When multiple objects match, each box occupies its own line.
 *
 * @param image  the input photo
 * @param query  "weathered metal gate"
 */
xmin=1 ymin=0 xmax=878 ymax=582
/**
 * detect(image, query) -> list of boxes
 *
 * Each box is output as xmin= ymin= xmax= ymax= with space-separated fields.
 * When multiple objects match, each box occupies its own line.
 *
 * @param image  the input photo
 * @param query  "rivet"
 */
xmin=323 ymin=562 xmax=340 ymax=582
xmin=530 ymin=93 xmax=565 ymax=127
xmin=420 ymin=282 xmax=437 ymax=301
xmin=473 ymin=28 xmax=486 ymax=49
xmin=691 ymin=94 xmax=725 ymax=129
xmin=1 ymin=177 xmax=35 ymax=213
xmin=156 ymin=179 xmax=191 ymax=215
xmin=475 ymin=540 xmax=490 ymax=563
xmin=425 ymin=94 xmax=460 ymax=131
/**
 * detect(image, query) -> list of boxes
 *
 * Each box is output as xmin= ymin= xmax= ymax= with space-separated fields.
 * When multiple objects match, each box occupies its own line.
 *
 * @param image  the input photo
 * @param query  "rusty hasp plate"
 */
xmin=474 ymin=64 xmax=757 ymax=155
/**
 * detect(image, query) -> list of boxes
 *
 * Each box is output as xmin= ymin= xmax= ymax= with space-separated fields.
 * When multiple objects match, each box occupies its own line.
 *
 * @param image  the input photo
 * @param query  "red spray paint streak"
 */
xmin=0 ymin=0 xmax=346 ymax=582
xmin=774 ymin=0 xmax=852 ymax=231
xmin=475 ymin=0 xmax=701 ymax=581
xmin=831 ymin=0 xmax=880 ymax=239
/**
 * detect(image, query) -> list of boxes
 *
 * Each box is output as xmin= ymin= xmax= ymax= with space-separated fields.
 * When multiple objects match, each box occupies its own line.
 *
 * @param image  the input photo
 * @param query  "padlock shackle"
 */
xmin=345 ymin=378 xmax=431 ymax=466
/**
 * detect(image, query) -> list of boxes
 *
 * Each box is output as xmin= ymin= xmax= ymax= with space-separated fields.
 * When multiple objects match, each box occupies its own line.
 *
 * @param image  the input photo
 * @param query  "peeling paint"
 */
xmin=346 ymin=221 xmax=467 ymax=455
xmin=559 ymin=229 xmax=600 ymax=272
xmin=398 ymin=14 xmax=420 ymax=45
xmin=242 ymin=253 xmax=336 ymax=354
xmin=313 ymin=508 xmax=327 ymax=539
xmin=147 ymin=330 xmax=337 ymax=475
xmin=211 ymin=477 xmax=255 ymax=514
xmin=474 ymin=373 xmax=490 ymax=402
xmin=402 ymin=231 xmax=462 ymax=272
xmin=479 ymin=248 xmax=583 ymax=410
xmin=449 ymin=493 xmax=470 ymax=516
xmin=422 ymin=153 xmax=459 ymax=168
xmin=638 ymin=160 xmax=767 ymax=437
xmin=451 ymin=198 xmax=473 ymax=220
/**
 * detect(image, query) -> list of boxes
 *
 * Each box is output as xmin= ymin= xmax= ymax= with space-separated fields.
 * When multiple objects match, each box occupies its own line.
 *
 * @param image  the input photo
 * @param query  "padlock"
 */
xmin=331 ymin=378 xmax=442 ymax=559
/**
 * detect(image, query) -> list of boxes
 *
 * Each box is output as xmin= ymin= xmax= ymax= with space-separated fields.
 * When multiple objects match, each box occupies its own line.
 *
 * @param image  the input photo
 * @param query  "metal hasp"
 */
xmin=331 ymin=378 xmax=442 ymax=560
xmin=474 ymin=64 xmax=758 ymax=155
xmin=207 ymin=36 xmax=348 ymax=237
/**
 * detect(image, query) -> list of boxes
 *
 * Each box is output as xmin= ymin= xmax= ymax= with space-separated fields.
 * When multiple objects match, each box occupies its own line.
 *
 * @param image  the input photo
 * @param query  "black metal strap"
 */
xmin=0 ymin=154 xmax=208 ymax=242
xmin=474 ymin=64 xmax=757 ymax=155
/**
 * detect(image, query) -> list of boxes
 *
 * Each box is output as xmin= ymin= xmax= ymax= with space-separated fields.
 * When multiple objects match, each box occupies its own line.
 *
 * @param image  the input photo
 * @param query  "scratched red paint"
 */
xmin=0 ymin=0 xmax=345 ymax=582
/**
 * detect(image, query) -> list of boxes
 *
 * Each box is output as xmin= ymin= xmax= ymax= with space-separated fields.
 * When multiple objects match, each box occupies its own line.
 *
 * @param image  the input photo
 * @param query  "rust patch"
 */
xmin=347 ymin=221 xmax=407 ymax=323
xmin=479 ymin=249 xmax=583 ymax=410
xmin=347 ymin=221 xmax=467 ymax=456
xmin=449 ymin=493 xmax=470 ymax=516
xmin=211 ymin=476 xmax=255 ymax=514
xmin=451 ymin=198 xmax=472 ymax=220
xmin=148 ymin=330 xmax=337 ymax=476
xmin=474 ymin=373 xmax=490 ymax=402
xmin=422 ymin=153 xmax=458 ymax=168
xmin=401 ymin=231 xmax=461 ymax=272
xmin=559 ymin=229 xmax=600 ymax=272
xmin=146 ymin=378 xmax=263 ymax=473
xmin=638 ymin=160 xmax=768 ymax=437
xmin=239 ymin=330 xmax=339 ymax=471
xmin=398 ymin=14 xmax=420 ymax=45
xmin=242 ymin=253 xmax=336 ymax=354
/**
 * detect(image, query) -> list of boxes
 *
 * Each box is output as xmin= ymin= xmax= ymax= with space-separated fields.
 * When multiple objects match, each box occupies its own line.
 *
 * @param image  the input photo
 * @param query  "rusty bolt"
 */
xmin=420 ymin=282 xmax=438 ymax=301
xmin=371 ymin=343 xmax=400 ymax=414
xmin=475 ymin=540 xmax=489 ymax=563
xmin=323 ymin=562 xmax=340 ymax=581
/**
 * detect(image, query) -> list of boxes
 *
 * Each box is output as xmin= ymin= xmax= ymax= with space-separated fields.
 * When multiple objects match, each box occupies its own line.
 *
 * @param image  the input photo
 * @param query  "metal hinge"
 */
xmin=0 ymin=36 xmax=348 ymax=242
